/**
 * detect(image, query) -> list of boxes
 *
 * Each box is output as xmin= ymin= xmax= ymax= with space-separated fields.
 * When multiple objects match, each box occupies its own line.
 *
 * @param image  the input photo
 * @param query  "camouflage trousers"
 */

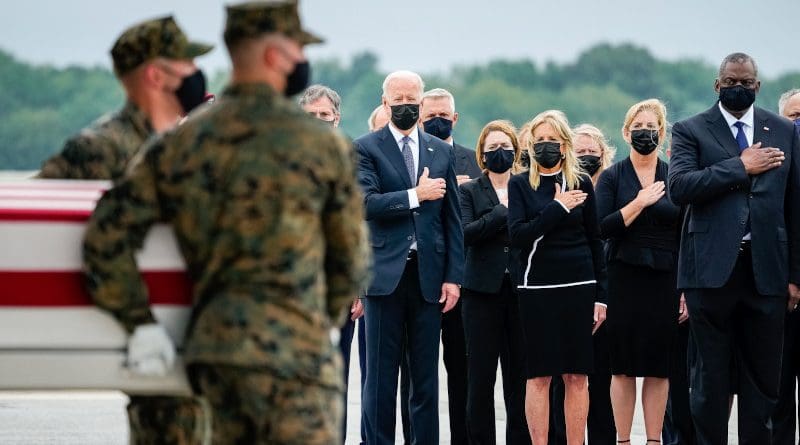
xmin=187 ymin=364 xmax=343 ymax=445
xmin=127 ymin=395 xmax=212 ymax=445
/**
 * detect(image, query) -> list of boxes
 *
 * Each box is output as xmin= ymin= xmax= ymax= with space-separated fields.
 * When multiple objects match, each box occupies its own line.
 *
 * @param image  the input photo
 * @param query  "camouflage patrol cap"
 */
xmin=224 ymin=0 xmax=324 ymax=47
xmin=111 ymin=16 xmax=213 ymax=76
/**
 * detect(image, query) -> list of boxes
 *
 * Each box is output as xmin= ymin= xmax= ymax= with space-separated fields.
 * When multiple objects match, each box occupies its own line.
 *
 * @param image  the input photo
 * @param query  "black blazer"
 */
xmin=460 ymin=174 xmax=510 ymax=293
xmin=453 ymin=142 xmax=482 ymax=179
xmin=354 ymin=125 xmax=465 ymax=302
xmin=668 ymin=103 xmax=800 ymax=296
xmin=596 ymin=157 xmax=680 ymax=271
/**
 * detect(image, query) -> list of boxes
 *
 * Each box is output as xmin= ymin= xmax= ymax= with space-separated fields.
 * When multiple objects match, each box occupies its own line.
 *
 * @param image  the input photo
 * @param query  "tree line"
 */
xmin=1 ymin=43 xmax=798 ymax=170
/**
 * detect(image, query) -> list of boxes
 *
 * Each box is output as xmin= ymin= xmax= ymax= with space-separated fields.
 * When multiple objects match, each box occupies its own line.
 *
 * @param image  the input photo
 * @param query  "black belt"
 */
xmin=407 ymin=250 xmax=418 ymax=261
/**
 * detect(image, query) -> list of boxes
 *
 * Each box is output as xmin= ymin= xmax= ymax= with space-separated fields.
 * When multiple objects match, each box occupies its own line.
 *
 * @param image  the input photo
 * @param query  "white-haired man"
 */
xmin=354 ymin=70 xmax=464 ymax=444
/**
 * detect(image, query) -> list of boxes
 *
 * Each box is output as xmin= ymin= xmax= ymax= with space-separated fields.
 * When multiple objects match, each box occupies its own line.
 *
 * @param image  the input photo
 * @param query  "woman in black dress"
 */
xmin=594 ymin=99 xmax=683 ymax=444
xmin=508 ymin=110 xmax=607 ymax=445
xmin=460 ymin=120 xmax=530 ymax=445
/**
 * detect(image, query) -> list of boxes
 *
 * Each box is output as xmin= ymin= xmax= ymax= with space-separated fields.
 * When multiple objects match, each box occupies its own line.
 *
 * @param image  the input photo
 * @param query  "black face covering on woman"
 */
xmin=483 ymin=149 xmax=515 ymax=173
xmin=578 ymin=155 xmax=602 ymax=176
xmin=533 ymin=141 xmax=562 ymax=169
xmin=630 ymin=129 xmax=659 ymax=155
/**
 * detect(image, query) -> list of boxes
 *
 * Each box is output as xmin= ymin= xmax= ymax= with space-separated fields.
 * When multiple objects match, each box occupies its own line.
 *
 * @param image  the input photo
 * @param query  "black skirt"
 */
xmin=607 ymin=261 xmax=679 ymax=377
xmin=517 ymin=284 xmax=595 ymax=378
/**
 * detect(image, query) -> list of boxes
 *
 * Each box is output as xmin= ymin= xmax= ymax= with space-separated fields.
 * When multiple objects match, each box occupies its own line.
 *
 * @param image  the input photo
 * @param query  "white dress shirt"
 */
xmin=718 ymin=102 xmax=754 ymax=240
xmin=719 ymin=102 xmax=754 ymax=146
xmin=387 ymin=123 xmax=421 ymax=209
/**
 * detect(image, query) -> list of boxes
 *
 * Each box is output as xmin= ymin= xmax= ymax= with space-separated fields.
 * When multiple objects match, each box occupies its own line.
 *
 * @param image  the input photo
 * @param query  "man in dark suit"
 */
xmin=355 ymin=70 xmax=465 ymax=445
xmin=397 ymin=87 xmax=480 ymax=445
xmin=668 ymin=52 xmax=800 ymax=445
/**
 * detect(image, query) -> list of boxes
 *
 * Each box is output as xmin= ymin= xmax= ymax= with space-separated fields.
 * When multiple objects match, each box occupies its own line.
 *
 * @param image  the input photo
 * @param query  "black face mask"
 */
xmin=719 ymin=85 xmax=756 ymax=112
xmin=630 ymin=129 xmax=659 ymax=155
xmin=578 ymin=155 xmax=602 ymax=176
xmin=532 ymin=141 xmax=563 ymax=169
xmin=390 ymin=104 xmax=420 ymax=131
xmin=175 ymin=70 xmax=207 ymax=114
xmin=483 ymin=149 xmax=515 ymax=173
xmin=423 ymin=117 xmax=453 ymax=140
xmin=285 ymin=61 xmax=310 ymax=97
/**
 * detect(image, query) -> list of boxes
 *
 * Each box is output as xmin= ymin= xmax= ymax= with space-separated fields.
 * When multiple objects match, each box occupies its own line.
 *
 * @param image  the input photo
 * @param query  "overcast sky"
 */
xmin=1 ymin=0 xmax=798 ymax=78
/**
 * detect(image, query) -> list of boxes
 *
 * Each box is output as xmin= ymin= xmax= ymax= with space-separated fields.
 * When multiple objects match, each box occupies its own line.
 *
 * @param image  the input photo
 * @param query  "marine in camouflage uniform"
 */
xmin=38 ymin=16 xmax=212 ymax=182
xmin=39 ymin=16 xmax=214 ymax=445
xmin=38 ymin=101 xmax=153 ymax=180
xmin=83 ymin=2 xmax=370 ymax=444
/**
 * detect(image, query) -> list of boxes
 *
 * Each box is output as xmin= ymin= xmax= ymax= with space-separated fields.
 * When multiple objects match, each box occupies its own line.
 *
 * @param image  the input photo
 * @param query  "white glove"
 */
xmin=126 ymin=323 xmax=176 ymax=377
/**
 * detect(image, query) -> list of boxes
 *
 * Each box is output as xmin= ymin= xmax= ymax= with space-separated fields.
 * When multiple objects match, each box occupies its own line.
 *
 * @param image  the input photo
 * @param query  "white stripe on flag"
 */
xmin=0 ymin=222 xmax=185 ymax=270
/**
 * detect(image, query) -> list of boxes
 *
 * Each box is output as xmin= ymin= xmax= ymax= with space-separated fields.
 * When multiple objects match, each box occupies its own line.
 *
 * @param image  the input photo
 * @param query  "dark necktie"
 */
xmin=734 ymin=121 xmax=748 ymax=151
xmin=733 ymin=121 xmax=751 ymax=235
xmin=401 ymin=136 xmax=415 ymax=185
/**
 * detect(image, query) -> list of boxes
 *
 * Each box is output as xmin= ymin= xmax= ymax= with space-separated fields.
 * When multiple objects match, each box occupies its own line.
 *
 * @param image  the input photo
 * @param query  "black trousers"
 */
xmin=684 ymin=247 xmax=785 ymax=445
xmin=548 ymin=325 xmax=616 ymax=445
xmin=462 ymin=277 xmax=530 ymax=445
xmin=663 ymin=322 xmax=696 ymax=445
xmin=771 ymin=308 xmax=800 ymax=445
xmin=362 ymin=257 xmax=442 ymax=445
xmin=399 ymin=290 xmax=469 ymax=445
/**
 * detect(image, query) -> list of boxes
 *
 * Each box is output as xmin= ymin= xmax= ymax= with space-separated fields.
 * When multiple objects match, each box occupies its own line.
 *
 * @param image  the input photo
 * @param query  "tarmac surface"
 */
xmin=0 ymin=323 xmax=742 ymax=444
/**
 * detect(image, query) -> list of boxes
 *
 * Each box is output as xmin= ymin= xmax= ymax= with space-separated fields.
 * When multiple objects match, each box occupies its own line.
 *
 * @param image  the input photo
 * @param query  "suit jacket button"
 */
xmin=407 ymin=236 xmax=413 ymax=240
xmin=749 ymin=194 xmax=753 ymax=198
xmin=503 ymin=247 xmax=509 ymax=252
xmin=413 ymin=211 xmax=420 ymax=216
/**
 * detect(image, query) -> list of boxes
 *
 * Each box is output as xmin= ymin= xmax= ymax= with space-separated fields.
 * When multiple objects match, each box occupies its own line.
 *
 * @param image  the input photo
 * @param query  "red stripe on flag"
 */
xmin=0 ymin=208 xmax=93 ymax=222
xmin=0 ymin=271 xmax=192 ymax=306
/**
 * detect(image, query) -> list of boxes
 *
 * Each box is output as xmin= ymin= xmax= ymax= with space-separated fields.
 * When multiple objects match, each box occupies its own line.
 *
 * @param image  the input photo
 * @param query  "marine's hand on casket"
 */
xmin=126 ymin=323 xmax=176 ymax=377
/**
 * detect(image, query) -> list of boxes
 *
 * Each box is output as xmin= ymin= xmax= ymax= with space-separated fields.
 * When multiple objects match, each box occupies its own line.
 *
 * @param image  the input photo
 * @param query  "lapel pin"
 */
xmin=427 ymin=147 xmax=434 ymax=152
xmin=764 ymin=126 xmax=770 ymax=131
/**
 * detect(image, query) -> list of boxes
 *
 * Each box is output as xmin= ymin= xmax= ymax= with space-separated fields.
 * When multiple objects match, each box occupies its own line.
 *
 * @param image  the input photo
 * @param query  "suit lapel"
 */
xmin=751 ymin=107 xmax=771 ymax=190
xmin=378 ymin=125 xmax=412 ymax=189
xmin=752 ymin=107 xmax=771 ymax=148
xmin=705 ymin=105 xmax=742 ymax=159
xmin=417 ymin=130 xmax=439 ymax=182
xmin=478 ymin=174 xmax=499 ymax=206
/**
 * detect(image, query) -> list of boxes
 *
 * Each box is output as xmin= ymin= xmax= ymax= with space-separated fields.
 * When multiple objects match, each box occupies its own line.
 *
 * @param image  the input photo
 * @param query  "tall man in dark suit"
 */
xmin=397 ymin=87 xmax=480 ymax=445
xmin=355 ymin=70 xmax=465 ymax=445
xmin=668 ymin=53 xmax=800 ymax=445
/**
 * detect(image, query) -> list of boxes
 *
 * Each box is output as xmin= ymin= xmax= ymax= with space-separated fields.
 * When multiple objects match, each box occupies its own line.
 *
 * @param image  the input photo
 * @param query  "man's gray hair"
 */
xmin=778 ymin=89 xmax=800 ymax=116
xmin=718 ymin=52 xmax=759 ymax=78
xmin=422 ymin=88 xmax=455 ymax=112
xmin=382 ymin=71 xmax=424 ymax=98
xmin=298 ymin=84 xmax=341 ymax=114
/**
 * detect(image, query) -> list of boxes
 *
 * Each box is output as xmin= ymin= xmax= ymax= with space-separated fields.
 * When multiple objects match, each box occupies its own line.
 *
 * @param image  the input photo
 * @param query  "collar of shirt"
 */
xmin=388 ymin=123 xmax=419 ymax=150
xmin=718 ymin=102 xmax=755 ymax=144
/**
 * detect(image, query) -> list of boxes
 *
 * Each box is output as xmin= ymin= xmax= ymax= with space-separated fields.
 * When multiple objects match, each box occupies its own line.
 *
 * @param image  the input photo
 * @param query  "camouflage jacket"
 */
xmin=39 ymin=101 xmax=153 ymax=180
xmin=83 ymin=83 xmax=370 ymax=388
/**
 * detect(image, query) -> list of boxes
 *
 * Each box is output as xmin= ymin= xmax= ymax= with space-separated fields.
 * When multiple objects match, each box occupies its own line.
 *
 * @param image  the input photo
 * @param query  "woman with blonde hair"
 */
xmin=574 ymin=124 xmax=616 ymax=184
xmin=594 ymin=99 xmax=682 ymax=445
xmin=508 ymin=110 xmax=608 ymax=445
xmin=460 ymin=120 xmax=529 ymax=444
